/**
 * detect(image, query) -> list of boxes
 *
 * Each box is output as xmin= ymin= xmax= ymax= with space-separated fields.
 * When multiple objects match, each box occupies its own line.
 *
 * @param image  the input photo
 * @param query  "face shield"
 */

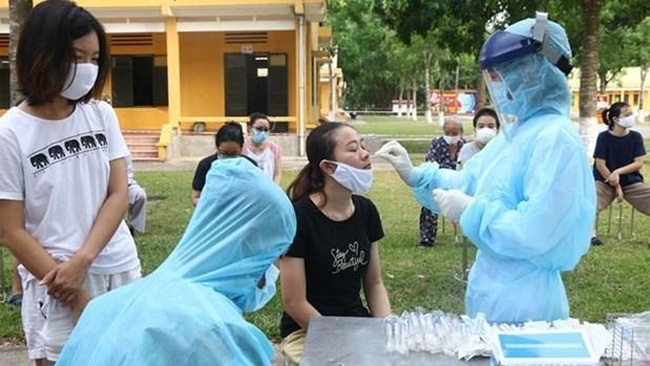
xmin=479 ymin=12 xmax=573 ymax=137
xmin=483 ymin=68 xmax=517 ymax=132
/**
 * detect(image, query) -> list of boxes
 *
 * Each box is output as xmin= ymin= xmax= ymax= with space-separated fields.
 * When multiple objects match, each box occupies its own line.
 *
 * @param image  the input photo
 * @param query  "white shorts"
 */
xmin=21 ymin=267 xmax=141 ymax=361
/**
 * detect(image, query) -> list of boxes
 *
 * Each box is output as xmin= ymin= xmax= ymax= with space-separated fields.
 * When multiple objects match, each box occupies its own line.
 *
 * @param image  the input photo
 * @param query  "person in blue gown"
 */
xmin=57 ymin=157 xmax=297 ymax=365
xmin=377 ymin=13 xmax=596 ymax=324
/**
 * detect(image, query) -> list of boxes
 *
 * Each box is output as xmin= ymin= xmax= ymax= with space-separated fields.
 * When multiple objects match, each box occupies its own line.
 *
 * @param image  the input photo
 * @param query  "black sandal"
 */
xmin=6 ymin=293 xmax=23 ymax=308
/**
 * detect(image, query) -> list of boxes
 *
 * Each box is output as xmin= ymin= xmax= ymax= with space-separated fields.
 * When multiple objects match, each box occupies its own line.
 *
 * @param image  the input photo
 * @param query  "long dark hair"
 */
xmin=18 ymin=0 xmax=109 ymax=105
xmin=286 ymin=122 xmax=348 ymax=202
xmin=602 ymin=102 xmax=629 ymax=130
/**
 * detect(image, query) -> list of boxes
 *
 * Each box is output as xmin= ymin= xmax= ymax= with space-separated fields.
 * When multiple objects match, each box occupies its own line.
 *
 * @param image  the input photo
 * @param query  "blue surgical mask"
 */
xmin=251 ymin=130 xmax=268 ymax=144
xmin=324 ymin=160 xmax=373 ymax=195
xmin=238 ymin=264 xmax=279 ymax=312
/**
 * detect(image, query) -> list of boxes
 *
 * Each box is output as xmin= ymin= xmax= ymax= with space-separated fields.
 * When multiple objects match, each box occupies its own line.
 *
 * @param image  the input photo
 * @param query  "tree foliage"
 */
xmin=9 ymin=0 xmax=33 ymax=106
xmin=328 ymin=0 xmax=403 ymax=108
xmin=326 ymin=0 xmax=648 ymax=112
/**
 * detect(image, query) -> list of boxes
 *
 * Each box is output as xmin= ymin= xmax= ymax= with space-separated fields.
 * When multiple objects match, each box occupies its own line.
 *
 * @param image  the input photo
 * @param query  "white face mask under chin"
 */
xmin=60 ymin=63 xmax=99 ymax=100
xmin=324 ymin=160 xmax=373 ymax=195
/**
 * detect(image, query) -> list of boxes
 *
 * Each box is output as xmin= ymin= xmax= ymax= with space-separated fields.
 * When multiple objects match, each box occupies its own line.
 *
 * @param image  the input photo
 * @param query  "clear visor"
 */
xmin=483 ymin=68 xmax=517 ymax=127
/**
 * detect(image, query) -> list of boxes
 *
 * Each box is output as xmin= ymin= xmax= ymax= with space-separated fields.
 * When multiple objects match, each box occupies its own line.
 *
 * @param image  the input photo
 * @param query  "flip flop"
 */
xmin=6 ymin=293 xmax=23 ymax=308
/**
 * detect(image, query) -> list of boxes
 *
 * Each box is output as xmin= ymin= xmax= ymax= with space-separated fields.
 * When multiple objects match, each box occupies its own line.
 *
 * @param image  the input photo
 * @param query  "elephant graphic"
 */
xmin=95 ymin=133 xmax=107 ymax=147
xmin=48 ymin=145 xmax=66 ymax=160
xmin=30 ymin=153 xmax=49 ymax=169
xmin=64 ymin=139 xmax=81 ymax=153
xmin=80 ymin=135 xmax=97 ymax=149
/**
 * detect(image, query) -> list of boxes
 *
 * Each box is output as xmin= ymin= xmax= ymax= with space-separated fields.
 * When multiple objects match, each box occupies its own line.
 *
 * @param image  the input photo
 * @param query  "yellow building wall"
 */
xmin=569 ymin=67 xmax=650 ymax=117
xmin=106 ymin=33 xmax=169 ymax=130
xmin=320 ymin=82 xmax=329 ymax=117
xmin=178 ymin=30 xmax=297 ymax=132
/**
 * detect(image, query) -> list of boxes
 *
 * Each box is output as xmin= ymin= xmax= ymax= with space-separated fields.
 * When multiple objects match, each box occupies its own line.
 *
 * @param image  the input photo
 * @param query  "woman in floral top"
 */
xmin=419 ymin=119 xmax=466 ymax=247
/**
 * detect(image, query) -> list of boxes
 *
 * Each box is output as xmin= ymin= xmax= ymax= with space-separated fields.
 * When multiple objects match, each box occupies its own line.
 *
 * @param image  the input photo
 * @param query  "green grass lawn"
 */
xmin=1 ymin=118 xmax=649 ymax=342
xmin=352 ymin=114 xmax=474 ymax=137
xmin=2 ymin=167 xmax=650 ymax=342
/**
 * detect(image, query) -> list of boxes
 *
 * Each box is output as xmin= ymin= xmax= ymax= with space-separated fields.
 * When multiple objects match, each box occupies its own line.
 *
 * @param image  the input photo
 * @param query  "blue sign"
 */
xmin=499 ymin=332 xmax=591 ymax=359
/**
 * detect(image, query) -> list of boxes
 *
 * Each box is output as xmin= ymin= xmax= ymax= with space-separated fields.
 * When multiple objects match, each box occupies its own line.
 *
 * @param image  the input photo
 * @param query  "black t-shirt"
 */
xmin=280 ymin=195 xmax=384 ymax=338
xmin=593 ymin=130 xmax=646 ymax=187
xmin=191 ymin=154 xmax=258 ymax=191
xmin=191 ymin=153 xmax=218 ymax=191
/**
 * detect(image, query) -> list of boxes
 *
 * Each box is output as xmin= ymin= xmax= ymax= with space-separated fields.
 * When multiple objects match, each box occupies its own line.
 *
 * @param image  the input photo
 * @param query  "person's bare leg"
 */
xmin=11 ymin=258 xmax=23 ymax=295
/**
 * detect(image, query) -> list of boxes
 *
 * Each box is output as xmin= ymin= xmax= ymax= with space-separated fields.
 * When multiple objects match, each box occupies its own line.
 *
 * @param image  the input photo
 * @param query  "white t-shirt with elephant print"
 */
xmin=0 ymin=101 xmax=140 ymax=276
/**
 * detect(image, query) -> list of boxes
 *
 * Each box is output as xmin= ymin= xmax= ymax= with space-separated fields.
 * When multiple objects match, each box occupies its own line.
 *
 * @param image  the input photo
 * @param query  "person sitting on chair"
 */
xmin=591 ymin=102 xmax=650 ymax=245
xmin=126 ymin=155 xmax=147 ymax=234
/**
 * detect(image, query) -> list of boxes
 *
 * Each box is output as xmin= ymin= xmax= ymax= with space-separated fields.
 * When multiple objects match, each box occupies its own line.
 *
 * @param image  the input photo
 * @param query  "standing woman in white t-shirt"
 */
xmin=0 ymin=1 xmax=141 ymax=364
xmin=243 ymin=113 xmax=283 ymax=184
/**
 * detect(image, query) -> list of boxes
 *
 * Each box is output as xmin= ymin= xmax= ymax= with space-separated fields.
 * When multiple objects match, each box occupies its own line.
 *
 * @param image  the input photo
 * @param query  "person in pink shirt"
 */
xmin=243 ymin=113 xmax=282 ymax=185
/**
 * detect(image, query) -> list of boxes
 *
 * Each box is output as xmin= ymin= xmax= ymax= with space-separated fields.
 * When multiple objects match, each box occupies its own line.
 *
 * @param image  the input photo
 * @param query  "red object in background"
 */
xmin=429 ymin=90 xmax=462 ymax=113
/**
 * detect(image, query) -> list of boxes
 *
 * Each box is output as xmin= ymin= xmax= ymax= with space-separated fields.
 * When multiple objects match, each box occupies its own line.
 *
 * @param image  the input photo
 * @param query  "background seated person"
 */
xmin=458 ymin=107 xmax=500 ymax=168
xmin=591 ymin=102 xmax=650 ymax=245
xmin=191 ymin=122 xmax=256 ymax=206
xmin=125 ymin=155 xmax=147 ymax=234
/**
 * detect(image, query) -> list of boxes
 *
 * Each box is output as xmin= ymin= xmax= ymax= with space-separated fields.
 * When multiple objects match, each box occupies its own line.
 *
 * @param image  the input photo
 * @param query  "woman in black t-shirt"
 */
xmin=190 ymin=122 xmax=257 ymax=206
xmin=279 ymin=122 xmax=392 ymax=365
xmin=591 ymin=102 xmax=650 ymax=245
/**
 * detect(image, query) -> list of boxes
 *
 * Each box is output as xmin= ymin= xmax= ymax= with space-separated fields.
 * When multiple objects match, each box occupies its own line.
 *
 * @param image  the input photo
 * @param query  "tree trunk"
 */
xmin=578 ymin=0 xmax=602 ymax=157
xmin=638 ymin=67 xmax=648 ymax=123
xmin=424 ymin=58 xmax=432 ymax=124
xmin=397 ymin=85 xmax=404 ymax=118
xmin=598 ymin=70 xmax=608 ymax=94
xmin=9 ymin=0 xmax=33 ymax=107
xmin=411 ymin=78 xmax=417 ymax=121
xmin=475 ymin=66 xmax=486 ymax=110
xmin=438 ymin=77 xmax=445 ymax=126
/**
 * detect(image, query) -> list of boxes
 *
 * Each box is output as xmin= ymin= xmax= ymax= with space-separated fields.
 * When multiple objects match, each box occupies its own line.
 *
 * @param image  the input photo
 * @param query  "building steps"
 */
xmin=123 ymin=130 xmax=160 ymax=161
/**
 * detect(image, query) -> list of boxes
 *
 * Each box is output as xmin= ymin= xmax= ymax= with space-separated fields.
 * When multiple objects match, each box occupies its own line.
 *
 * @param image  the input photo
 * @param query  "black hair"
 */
xmin=602 ymin=102 xmax=630 ymax=130
xmin=215 ymin=122 xmax=245 ymax=148
xmin=17 ymin=0 xmax=109 ymax=105
xmin=286 ymin=122 xmax=348 ymax=203
xmin=472 ymin=108 xmax=500 ymax=129
xmin=249 ymin=112 xmax=273 ymax=130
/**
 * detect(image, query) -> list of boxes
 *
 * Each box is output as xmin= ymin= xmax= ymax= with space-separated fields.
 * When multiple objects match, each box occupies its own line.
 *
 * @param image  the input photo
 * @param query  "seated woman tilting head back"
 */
xmin=279 ymin=122 xmax=392 ymax=365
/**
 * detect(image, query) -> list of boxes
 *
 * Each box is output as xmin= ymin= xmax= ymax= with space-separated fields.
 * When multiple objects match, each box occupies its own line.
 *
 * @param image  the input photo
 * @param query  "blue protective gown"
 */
xmin=57 ymin=158 xmax=297 ymax=365
xmin=412 ymin=52 xmax=596 ymax=324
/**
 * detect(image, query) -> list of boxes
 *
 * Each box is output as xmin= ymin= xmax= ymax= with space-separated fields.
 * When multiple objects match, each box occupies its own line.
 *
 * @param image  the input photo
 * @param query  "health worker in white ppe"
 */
xmin=376 ymin=13 xmax=596 ymax=324
xmin=58 ymin=157 xmax=297 ymax=365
